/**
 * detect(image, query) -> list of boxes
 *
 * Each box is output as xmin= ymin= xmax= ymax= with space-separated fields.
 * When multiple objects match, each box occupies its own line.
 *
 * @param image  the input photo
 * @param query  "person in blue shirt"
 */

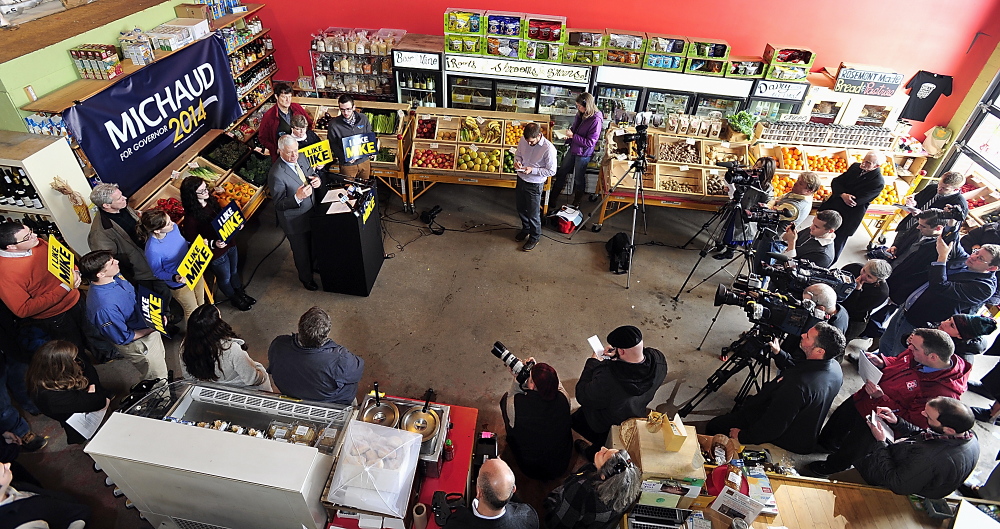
xmin=139 ymin=210 xmax=206 ymax=323
xmin=79 ymin=251 xmax=168 ymax=382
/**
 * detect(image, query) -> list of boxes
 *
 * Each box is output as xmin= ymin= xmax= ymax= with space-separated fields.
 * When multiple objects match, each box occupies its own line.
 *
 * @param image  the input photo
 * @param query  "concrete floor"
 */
xmin=15 ymin=183 xmax=1000 ymax=528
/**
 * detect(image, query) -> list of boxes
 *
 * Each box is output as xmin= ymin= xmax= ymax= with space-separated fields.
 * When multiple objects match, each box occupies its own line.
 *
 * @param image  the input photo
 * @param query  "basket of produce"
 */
xmin=142 ymin=187 xmax=182 ymax=218
xmin=802 ymin=148 xmax=849 ymax=174
xmin=434 ymin=115 xmax=460 ymax=141
xmin=657 ymin=166 xmax=703 ymax=195
xmin=414 ymin=116 xmax=438 ymax=140
xmin=171 ymin=157 xmax=226 ymax=189
xmin=232 ymin=151 xmax=271 ymax=187
xmin=703 ymin=143 xmax=748 ymax=166
xmin=651 ymin=136 xmax=701 ymax=164
xmin=503 ymin=120 xmax=548 ymax=146
xmin=372 ymin=146 xmax=398 ymax=166
xmin=459 ymin=116 xmax=503 ymax=144
xmin=705 ymin=170 xmax=728 ymax=196
xmin=777 ymin=146 xmax=805 ymax=171
xmin=848 ymin=152 xmax=896 ymax=177
xmin=363 ymin=109 xmax=402 ymax=136
xmin=409 ymin=142 xmax=456 ymax=172
xmin=201 ymin=134 xmax=250 ymax=170
xmin=456 ymin=145 xmax=503 ymax=175
xmin=214 ymin=174 xmax=260 ymax=210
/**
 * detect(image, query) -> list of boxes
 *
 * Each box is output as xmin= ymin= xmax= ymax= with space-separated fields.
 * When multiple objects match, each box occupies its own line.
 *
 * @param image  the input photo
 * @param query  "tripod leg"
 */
xmin=695 ymin=304 xmax=727 ymax=351
xmin=570 ymin=164 xmax=640 ymax=239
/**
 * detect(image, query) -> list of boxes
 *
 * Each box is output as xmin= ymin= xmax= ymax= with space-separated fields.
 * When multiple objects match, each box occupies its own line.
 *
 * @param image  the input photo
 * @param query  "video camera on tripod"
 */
xmin=617 ymin=124 xmax=649 ymax=152
xmin=715 ymin=283 xmax=822 ymax=338
xmin=757 ymin=257 xmax=857 ymax=300
xmin=716 ymin=161 xmax=763 ymax=188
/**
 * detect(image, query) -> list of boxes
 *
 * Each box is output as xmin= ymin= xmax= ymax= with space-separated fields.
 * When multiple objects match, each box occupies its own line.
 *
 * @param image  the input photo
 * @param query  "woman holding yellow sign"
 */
xmin=139 ymin=210 xmax=206 ymax=323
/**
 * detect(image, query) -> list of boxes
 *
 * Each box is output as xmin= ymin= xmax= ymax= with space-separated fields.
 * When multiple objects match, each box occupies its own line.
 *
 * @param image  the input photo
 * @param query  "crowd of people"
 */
xmin=1 ymin=90 xmax=1000 ymax=526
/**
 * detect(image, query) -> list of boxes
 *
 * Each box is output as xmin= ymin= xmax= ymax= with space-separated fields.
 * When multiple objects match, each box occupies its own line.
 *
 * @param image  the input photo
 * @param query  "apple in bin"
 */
xmin=412 ymin=149 xmax=454 ymax=169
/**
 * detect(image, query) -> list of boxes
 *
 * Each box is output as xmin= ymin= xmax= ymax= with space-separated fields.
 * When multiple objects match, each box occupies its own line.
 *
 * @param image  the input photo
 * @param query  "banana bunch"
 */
xmin=482 ymin=120 xmax=502 ymax=143
xmin=460 ymin=116 xmax=481 ymax=142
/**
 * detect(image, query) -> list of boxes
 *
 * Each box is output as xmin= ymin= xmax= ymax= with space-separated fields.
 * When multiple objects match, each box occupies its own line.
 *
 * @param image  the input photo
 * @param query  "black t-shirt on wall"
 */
xmin=900 ymin=71 xmax=953 ymax=122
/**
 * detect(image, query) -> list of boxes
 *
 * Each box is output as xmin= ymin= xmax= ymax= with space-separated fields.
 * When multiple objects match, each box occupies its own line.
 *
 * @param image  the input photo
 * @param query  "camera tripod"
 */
xmin=678 ymin=324 xmax=776 ymax=417
xmin=570 ymin=144 xmax=649 ymax=290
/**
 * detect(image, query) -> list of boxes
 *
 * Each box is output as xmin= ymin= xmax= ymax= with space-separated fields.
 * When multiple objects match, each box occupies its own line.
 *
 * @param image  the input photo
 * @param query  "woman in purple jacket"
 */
xmin=548 ymin=93 xmax=603 ymax=211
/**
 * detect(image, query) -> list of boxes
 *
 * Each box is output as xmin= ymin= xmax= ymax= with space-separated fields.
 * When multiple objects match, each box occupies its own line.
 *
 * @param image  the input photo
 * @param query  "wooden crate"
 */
xmin=650 ymin=135 xmax=702 ymax=164
xmin=800 ymin=146 xmax=849 ymax=174
xmin=656 ymin=164 xmax=703 ymax=195
xmin=503 ymin=119 xmax=548 ymax=147
xmin=410 ymin=141 xmax=457 ymax=172
xmin=774 ymin=145 xmax=805 ymax=171
xmin=704 ymin=169 xmax=728 ymax=196
xmin=455 ymin=144 xmax=505 ymax=176
xmin=609 ymin=159 xmax=655 ymax=190
xmin=414 ymin=115 xmax=439 ymax=140
xmin=702 ymin=142 xmax=748 ymax=166
xmin=434 ymin=116 xmax=460 ymax=141
xmin=140 ymin=183 xmax=181 ymax=212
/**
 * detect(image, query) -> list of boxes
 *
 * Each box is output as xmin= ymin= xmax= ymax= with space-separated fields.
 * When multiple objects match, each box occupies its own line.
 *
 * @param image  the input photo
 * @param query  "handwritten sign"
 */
xmin=138 ymin=286 xmax=167 ymax=335
xmin=834 ymin=65 xmax=904 ymax=97
xmin=445 ymin=55 xmax=591 ymax=85
xmin=212 ymin=201 xmax=245 ymax=243
xmin=392 ymin=50 xmax=440 ymax=70
xmin=342 ymin=132 xmax=377 ymax=164
xmin=46 ymin=235 xmax=74 ymax=286
xmin=299 ymin=140 xmax=333 ymax=168
xmin=177 ymin=235 xmax=212 ymax=291
xmin=752 ymin=81 xmax=809 ymax=100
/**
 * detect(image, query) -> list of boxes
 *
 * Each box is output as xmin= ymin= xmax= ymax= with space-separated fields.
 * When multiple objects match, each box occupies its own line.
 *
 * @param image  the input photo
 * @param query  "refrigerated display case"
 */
xmin=744 ymin=79 xmax=809 ymax=121
xmin=539 ymin=83 xmax=585 ymax=170
xmin=85 ymin=382 xmax=354 ymax=529
xmin=592 ymin=84 xmax=642 ymax=170
xmin=693 ymin=94 xmax=743 ymax=117
xmin=443 ymin=55 xmax=592 ymax=112
xmin=449 ymin=76 xmax=495 ymax=110
xmin=643 ymin=89 xmax=694 ymax=116
xmin=496 ymin=82 xmax=538 ymax=113
xmin=392 ymin=34 xmax=445 ymax=108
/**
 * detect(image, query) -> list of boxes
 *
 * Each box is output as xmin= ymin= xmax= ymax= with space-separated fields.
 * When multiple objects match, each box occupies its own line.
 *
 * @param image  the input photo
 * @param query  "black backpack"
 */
xmin=606 ymin=232 xmax=632 ymax=274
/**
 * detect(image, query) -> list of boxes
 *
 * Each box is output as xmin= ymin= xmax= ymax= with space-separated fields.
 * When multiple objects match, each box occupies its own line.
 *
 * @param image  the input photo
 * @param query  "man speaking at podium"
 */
xmin=268 ymin=135 xmax=323 ymax=291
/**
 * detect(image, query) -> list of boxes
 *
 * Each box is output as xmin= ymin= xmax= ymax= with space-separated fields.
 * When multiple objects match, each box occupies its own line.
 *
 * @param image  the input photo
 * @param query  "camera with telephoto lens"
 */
xmin=491 ymin=341 xmax=535 ymax=385
xmin=717 ymin=161 xmax=762 ymax=188
xmin=714 ymin=283 xmax=821 ymax=337
xmin=744 ymin=204 xmax=794 ymax=231
xmin=757 ymin=258 xmax=857 ymax=301
xmin=618 ymin=124 xmax=649 ymax=151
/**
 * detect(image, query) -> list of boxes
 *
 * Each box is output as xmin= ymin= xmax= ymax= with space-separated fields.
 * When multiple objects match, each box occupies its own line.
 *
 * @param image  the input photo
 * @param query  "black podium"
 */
xmin=312 ymin=189 xmax=384 ymax=296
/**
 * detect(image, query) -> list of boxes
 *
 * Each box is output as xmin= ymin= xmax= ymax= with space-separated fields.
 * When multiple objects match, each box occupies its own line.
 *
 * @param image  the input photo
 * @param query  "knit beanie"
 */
xmin=952 ymin=314 xmax=998 ymax=339
xmin=608 ymin=325 xmax=642 ymax=349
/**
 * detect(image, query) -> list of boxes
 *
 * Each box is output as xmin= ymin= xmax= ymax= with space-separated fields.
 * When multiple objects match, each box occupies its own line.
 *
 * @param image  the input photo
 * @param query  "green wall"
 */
xmin=0 ymin=0 xmax=187 ymax=132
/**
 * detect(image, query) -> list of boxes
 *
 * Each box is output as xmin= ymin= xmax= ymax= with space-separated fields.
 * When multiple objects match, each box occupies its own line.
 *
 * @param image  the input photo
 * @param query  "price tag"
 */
xmin=710 ymin=169 xmax=720 ymax=176
xmin=442 ymin=116 xmax=453 ymax=121
xmin=421 ymin=114 xmax=431 ymax=120
xmin=476 ymin=116 xmax=485 ymax=125
xmin=397 ymin=109 xmax=406 ymax=118
xmin=469 ymin=144 xmax=478 ymax=152
xmin=721 ymin=141 xmax=731 ymax=148
xmin=512 ymin=120 xmax=520 ymax=126
xmin=317 ymin=106 xmax=329 ymax=117
xmin=686 ymin=138 xmax=695 ymax=145
xmin=679 ymin=165 xmax=689 ymax=171
xmin=430 ymin=143 xmax=439 ymax=148
xmin=508 ymin=147 xmax=517 ymax=154
xmin=171 ymin=170 xmax=181 ymax=179
xmin=762 ymin=143 xmax=774 ymax=149
xmin=187 ymin=162 xmax=199 ymax=169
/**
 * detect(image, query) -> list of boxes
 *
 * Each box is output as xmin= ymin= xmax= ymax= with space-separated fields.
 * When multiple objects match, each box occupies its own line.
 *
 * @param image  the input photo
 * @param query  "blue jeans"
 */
xmin=879 ymin=308 xmax=915 ymax=357
xmin=515 ymin=178 xmax=543 ymax=240
xmin=210 ymin=246 xmax=244 ymax=299
xmin=550 ymin=153 xmax=592 ymax=205
xmin=0 ymin=363 xmax=29 ymax=438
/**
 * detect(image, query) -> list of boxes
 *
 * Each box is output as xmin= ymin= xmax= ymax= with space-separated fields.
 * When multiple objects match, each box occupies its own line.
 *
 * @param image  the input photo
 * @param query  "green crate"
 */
xmin=484 ymin=11 xmax=525 ymax=37
xmin=563 ymin=46 xmax=603 ymax=66
xmin=684 ymin=58 xmax=726 ymax=77
xmin=444 ymin=33 xmax=484 ymax=55
xmin=483 ymin=35 xmax=521 ymax=59
xmin=763 ymin=44 xmax=816 ymax=68
xmin=566 ymin=29 xmax=605 ymax=48
xmin=606 ymin=30 xmax=646 ymax=53
xmin=642 ymin=53 xmax=685 ymax=72
xmin=645 ymin=33 xmax=688 ymax=55
xmin=686 ymin=38 xmax=730 ymax=61
xmin=519 ymin=40 xmax=563 ymax=63
xmin=725 ymin=56 xmax=766 ymax=79
xmin=521 ymin=13 xmax=567 ymax=43
xmin=604 ymin=49 xmax=644 ymax=68
xmin=764 ymin=63 xmax=809 ymax=81
xmin=443 ymin=8 xmax=486 ymax=35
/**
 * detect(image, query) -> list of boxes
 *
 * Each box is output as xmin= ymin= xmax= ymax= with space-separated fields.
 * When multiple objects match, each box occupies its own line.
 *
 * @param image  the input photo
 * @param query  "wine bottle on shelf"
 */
xmin=0 ymin=169 xmax=12 ymax=206
xmin=407 ymin=73 xmax=413 ymax=88
xmin=9 ymin=173 xmax=25 ymax=208
xmin=427 ymin=94 xmax=436 ymax=108
xmin=427 ymin=76 xmax=435 ymax=91
xmin=27 ymin=186 xmax=43 ymax=209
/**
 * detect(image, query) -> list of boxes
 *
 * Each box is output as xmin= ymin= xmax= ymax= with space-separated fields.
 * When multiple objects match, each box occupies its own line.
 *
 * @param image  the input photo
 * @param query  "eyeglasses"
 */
xmin=970 ymin=250 xmax=993 ymax=265
xmin=18 ymin=230 xmax=35 ymax=243
xmin=339 ymin=106 xmax=354 ymax=112
xmin=196 ymin=187 xmax=209 ymax=195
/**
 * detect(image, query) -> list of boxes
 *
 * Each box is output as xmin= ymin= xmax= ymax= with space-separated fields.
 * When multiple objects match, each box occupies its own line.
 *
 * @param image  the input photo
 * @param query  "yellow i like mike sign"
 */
xmin=46 ymin=235 xmax=75 ymax=286
xmin=299 ymin=139 xmax=333 ymax=168
xmin=177 ymin=235 xmax=213 ymax=290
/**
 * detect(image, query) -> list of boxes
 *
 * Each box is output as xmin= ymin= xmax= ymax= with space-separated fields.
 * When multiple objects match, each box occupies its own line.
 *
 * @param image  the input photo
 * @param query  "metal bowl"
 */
xmin=360 ymin=401 xmax=400 ymax=428
xmin=400 ymin=406 xmax=440 ymax=442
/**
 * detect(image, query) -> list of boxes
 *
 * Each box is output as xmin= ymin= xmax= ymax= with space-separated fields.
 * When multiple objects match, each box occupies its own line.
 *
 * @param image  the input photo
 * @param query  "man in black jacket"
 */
xmin=573 ymin=326 xmax=668 ymax=460
xmin=842 ymin=260 xmax=891 ymax=341
xmin=858 ymin=397 xmax=979 ymax=499
xmin=818 ymin=151 xmax=886 ymax=262
xmin=778 ymin=210 xmax=841 ymax=267
xmin=895 ymin=171 xmax=968 ymax=233
xmin=443 ymin=458 xmax=539 ymax=529
xmin=885 ymin=209 xmax=951 ymax=304
xmin=706 ymin=322 xmax=845 ymax=454
xmin=879 ymin=236 xmax=999 ymax=357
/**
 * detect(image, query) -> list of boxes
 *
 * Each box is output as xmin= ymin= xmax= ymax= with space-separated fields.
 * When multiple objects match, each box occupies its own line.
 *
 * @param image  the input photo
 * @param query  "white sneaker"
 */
xmin=848 ymin=337 xmax=873 ymax=352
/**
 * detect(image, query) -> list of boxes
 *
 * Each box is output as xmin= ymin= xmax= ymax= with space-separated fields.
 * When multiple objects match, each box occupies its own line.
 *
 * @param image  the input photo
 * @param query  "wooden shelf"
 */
xmin=0 ymin=204 xmax=52 ymax=215
xmin=228 ymin=28 xmax=271 ymax=55
xmin=210 ymin=3 xmax=265 ymax=31
xmin=232 ymin=49 xmax=275 ymax=78
xmin=237 ymin=72 xmax=276 ymax=100
xmin=229 ymin=92 xmax=274 ymax=130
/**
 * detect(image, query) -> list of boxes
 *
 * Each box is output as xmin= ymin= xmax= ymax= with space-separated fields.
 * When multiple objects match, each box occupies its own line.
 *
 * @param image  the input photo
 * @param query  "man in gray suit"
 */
xmin=268 ymin=134 xmax=323 ymax=290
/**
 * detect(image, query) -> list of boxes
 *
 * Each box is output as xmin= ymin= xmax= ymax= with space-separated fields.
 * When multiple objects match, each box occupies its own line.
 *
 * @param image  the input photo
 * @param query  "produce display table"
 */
xmin=406 ymin=107 xmax=554 ymax=214
xmin=327 ymin=402 xmax=478 ymax=529
xmin=293 ymin=97 xmax=413 ymax=207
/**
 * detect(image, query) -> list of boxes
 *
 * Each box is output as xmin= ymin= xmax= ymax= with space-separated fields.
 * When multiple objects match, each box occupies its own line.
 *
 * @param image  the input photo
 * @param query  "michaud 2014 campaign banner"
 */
xmin=63 ymin=36 xmax=242 ymax=195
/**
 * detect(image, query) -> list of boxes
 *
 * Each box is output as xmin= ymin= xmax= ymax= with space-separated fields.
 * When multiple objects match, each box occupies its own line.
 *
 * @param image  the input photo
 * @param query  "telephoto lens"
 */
xmin=491 ymin=341 xmax=535 ymax=385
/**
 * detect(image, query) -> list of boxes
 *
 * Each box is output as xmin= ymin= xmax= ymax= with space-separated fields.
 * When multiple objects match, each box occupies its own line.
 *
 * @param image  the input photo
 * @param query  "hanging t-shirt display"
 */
xmin=900 ymin=71 xmax=953 ymax=121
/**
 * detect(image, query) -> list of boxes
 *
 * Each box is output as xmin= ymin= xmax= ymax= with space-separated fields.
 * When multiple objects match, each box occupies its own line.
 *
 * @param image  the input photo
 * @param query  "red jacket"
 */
xmin=852 ymin=349 xmax=969 ymax=428
xmin=258 ymin=103 xmax=313 ymax=161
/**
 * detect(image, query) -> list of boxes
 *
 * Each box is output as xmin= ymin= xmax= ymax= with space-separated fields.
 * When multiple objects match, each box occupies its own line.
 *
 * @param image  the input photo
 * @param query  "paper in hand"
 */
xmin=859 ymin=353 xmax=883 ymax=385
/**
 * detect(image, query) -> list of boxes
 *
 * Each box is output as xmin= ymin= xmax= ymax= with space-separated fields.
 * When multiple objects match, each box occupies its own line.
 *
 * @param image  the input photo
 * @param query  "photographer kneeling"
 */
xmin=500 ymin=360 xmax=573 ymax=482
xmin=778 ymin=210 xmax=842 ymax=268
xmin=706 ymin=322 xmax=845 ymax=454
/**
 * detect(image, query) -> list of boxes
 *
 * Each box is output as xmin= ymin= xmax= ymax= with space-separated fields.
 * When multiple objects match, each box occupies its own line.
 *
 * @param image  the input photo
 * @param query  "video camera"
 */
xmin=618 ymin=124 xmax=649 ymax=151
xmin=714 ymin=283 xmax=821 ymax=337
xmin=716 ymin=161 xmax=763 ymax=188
xmin=758 ymin=257 xmax=857 ymax=300
xmin=744 ymin=204 xmax=795 ymax=232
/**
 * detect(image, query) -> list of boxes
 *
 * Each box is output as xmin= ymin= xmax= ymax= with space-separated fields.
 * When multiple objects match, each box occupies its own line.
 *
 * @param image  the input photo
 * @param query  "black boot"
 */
xmin=231 ymin=294 xmax=252 ymax=311
xmin=572 ymin=191 xmax=585 ymax=208
xmin=237 ymin=288 xmax=257 ymax=305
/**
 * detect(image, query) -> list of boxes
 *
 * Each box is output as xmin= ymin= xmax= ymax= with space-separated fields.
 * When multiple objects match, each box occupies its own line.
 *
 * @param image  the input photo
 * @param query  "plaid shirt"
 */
xmin=544 ymin=464 xmax=620 ymax=529
xmin=918 ymin=429 xmax=974 ymax=442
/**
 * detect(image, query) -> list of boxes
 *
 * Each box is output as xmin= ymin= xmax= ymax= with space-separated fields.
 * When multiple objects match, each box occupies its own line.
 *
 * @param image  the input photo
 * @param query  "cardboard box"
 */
xmin=174 ymin=3 xmax=210 ymax=21
xmin=662 ymin=415 xmax=688 ymax=451
xmin=164 ymin=18 xmax=211 ymax=40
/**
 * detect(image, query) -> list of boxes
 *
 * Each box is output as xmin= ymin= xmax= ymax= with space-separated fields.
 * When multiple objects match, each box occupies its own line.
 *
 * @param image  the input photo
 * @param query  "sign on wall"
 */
xmin=393 ymin=50 xmax=441 ymax=70
xmin=834 ymin=64 xmax=904 ymax=97
xmin=752 ymin=81 xmax=808 ymax=101
xmin=63 ymin=36 xmax=242 ymax=196
xmin=445 ymin=55 xmax=591 ymax=85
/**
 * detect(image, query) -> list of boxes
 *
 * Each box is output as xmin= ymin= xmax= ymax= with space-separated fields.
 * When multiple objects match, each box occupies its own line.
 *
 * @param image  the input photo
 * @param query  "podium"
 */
xmin=312 ymin=189 xmax=384 ymax=296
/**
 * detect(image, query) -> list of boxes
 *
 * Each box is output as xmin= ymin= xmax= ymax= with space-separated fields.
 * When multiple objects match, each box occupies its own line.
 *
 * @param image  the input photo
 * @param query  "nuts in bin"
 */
xmin=659 ymin=178 xmax=698 ymax=193
xmin=705 ymin=145 xmax=742 ymax=165
xmin=706 ymin=174 xmax=727 ymax=195
xmin=658 ymin=142 xmax=699 ymax=164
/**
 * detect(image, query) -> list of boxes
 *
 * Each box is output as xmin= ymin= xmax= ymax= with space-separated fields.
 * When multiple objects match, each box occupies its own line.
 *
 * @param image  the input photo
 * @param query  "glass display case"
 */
xmin=496 ymin=82 xmax=538 ymax=113
xmin=747 ymin=99 xmax=797 ymax=121
xmin=449 ymin=76 xmax=494 ymax=110
xmin=644 ymin=90 xmax=693 ymax=116
xmin=693 ymin=95 xmax=743 ymax=117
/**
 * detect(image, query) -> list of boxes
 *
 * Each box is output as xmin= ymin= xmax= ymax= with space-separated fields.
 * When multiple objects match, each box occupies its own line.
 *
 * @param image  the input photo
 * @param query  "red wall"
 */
xmin=257 ymin=0 xmax=1000 ymax=139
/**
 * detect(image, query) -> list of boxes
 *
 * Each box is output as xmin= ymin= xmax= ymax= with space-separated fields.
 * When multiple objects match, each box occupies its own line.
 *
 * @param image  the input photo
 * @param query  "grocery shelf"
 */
xmin=0 ymin=204 xmax=52 ymax=216
xmin=229 ymin=90 xmax=274 ymax=130
xmin=210 ymin=3 xmax=265 ymax=31
xmin=237 ymin=70 xmax=276 ymax=100
xmin=227 ymin=28 xmax=271 ymax=55
xmin=232 ymin=49 xmax=275 ymax=78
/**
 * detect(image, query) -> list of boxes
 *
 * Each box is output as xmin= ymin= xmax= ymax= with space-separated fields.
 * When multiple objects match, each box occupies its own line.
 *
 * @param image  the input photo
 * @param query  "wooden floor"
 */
xmin=752 ymin=476 xmax=941 ymax=529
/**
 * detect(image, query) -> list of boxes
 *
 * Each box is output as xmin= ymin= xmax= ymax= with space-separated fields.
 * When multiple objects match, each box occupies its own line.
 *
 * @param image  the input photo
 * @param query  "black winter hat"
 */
xmin=607 ymin=325 xmax=642 ymax=349
xmin=952 ymin=314 xmax=998 ymax=339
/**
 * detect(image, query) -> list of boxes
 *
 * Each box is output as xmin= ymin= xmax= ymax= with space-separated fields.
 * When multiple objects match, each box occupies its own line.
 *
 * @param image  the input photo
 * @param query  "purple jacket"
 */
xmin=568 ymin=110 xmax=604 ymax=157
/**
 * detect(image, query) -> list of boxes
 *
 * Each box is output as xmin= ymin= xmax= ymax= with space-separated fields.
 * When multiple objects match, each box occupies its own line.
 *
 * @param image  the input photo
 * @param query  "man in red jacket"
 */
xmin=805 ymin=328 xmax=968 ymax=477
xmin=258 ymin=83 xmax=313 ymax=161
